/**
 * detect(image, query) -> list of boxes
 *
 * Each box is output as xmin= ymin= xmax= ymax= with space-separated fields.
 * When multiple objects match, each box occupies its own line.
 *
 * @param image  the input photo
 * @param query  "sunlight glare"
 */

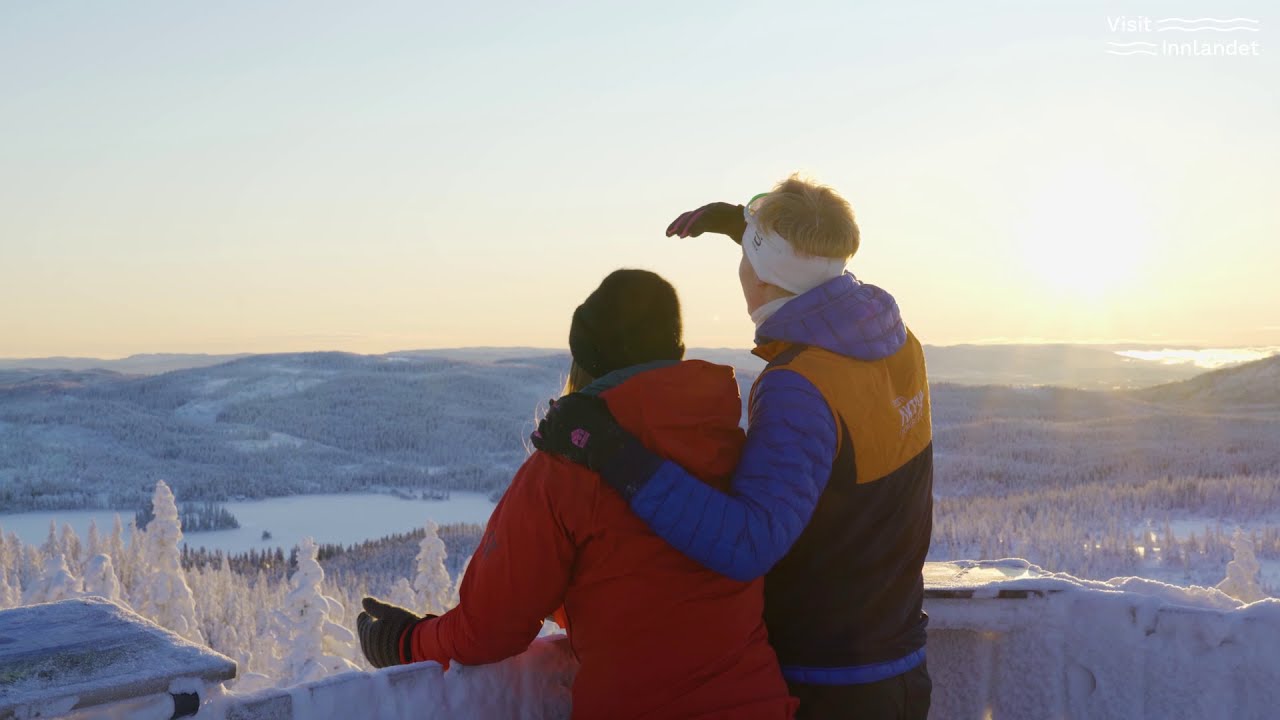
xmin=1015 ymin=170 xmax=1156 ymax=301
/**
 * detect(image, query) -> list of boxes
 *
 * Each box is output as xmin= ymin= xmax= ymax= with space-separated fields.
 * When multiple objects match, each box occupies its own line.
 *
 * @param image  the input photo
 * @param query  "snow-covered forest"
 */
xmin=0 ymin=480 xmax=488 ymax=692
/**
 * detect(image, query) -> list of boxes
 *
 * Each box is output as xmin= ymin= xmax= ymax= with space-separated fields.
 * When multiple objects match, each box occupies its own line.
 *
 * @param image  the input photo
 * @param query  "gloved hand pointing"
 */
xmin=665 ymin=202 xmax=747 ymax=244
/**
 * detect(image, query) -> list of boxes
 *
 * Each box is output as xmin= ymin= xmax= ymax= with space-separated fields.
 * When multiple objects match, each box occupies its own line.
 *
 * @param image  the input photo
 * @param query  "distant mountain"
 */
xmin=0 ymin=345 xmax=1223 ymax=389
xmin=0 ymin=352 xmax=566 ymax=512
xmin=1131 ymin=354 xmax=1280 ymax=407
xmin=0 ymin=369 xmax=132 ymax=395
xmin=0 ymin=353 xmax=250 ymax=375
xmin=921 ymin=344 xmax=1205 ymax=390
xmin=2 ymin=348 xmax=1277 ymax=517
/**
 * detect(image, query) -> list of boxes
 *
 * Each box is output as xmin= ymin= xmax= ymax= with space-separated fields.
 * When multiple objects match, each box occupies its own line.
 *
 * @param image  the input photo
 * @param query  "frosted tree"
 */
xmin=60 ymin=523 xmax=82 ymax=575
xmin=108 ymin=515 xmax=136 ymax=594
xmin=387 ymin=577 xmax=418 ymax=610
xmin=134 ymin=480 xmax=204 ymax=643
xmin=26 ymin=554 xmax=82 ymax=604
xmin=193 ymin=556 xmax=276 ymax=692
xmin=40 ymin=521 xmax=59 ymax=559
xmin=85 ymin=520 xmax=103 ymax=561
xmin=19 ymin=545 xmax=42 ymax=593
xmin=5 ymin=543 xmax=23 ymax=609
xmin=0 ymin=571 xmax=16 ymax=610
xmin=413 ymin=519 xmax=453 ymax=615
xmin=83 ymin=554 xmax=124 ymax=604
xmin=125 ymin=518 xmax=147 ymax=596
xmin=0 ymin=533 xmax=14 ymax=603
xmin=1216 ymin=529 xmax=1266 ymax=604
xmin=277 ymin=537 xmax=359 ymax=685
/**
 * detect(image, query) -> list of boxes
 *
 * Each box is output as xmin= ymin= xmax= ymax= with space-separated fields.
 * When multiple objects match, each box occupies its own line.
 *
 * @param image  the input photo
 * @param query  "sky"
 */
xmin=1 ymin=1 xmax=1276 ymax=358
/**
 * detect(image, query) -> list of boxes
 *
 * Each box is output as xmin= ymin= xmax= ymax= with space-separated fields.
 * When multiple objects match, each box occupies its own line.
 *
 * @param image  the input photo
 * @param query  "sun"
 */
xmin=1014 ymin=172 xmax=1156 ymax=301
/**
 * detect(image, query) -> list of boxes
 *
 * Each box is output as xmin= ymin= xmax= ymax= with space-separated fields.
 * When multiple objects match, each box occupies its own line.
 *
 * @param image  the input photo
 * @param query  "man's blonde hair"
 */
xmin=755 ymin=174 xmax=860 ymax=260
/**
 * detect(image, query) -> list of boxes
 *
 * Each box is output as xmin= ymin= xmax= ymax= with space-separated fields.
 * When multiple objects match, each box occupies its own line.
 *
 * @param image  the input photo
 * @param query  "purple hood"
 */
xmin=756 ymin=273 xmax=906 ymax=361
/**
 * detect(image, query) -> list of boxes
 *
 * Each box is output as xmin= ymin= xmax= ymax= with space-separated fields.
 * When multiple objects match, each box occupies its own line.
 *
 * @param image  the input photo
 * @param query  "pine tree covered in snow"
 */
xmin=277 ymin=537 xmax=359 ymax=685
xmin=26 ymin=553 xmax=81 ymax=604
xmin=82 ymin=553 xmax=123 ymax=603
xmin=1217 ymin=529 xmax=1265 ymax=604
xmin=387 ymin=577 xmax=418 ymax=610
xmin=39 ymin=522 xmax=58 ymax=561
xmin=60 ymin=523 xmax=82 ymax=574
xmin=108 ymin=515 xmax=128 ymax=582
xmin=85 ymin=520 xmax=102 ymax=560
xmin=412 ymin=519 xmax=453 ymax=615
xmin=19 ymin=545 xmax=41 ymax=594
xmin=0 ymin=570 xmax=17 ymax=610
xmin=0 ymin=534 xmax=15 ymax=609
xmin=133 ymin=480 xmax=204 ymax=643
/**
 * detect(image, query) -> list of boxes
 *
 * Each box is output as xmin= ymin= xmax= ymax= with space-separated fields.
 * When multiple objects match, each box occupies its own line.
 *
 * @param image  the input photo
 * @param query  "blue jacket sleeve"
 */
xmin=623 ymin=369 xmax=837 ymax=582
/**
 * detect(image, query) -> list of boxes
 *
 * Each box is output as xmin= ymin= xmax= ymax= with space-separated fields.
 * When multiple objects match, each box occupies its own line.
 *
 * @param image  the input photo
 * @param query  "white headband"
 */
xmin=742 ymin=209 xmax=847 ymax=295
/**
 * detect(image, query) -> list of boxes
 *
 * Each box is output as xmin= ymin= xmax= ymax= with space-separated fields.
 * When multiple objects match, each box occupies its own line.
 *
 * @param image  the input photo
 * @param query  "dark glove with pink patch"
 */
xmin=357 ymin=597 xmax=434 ymax=668
xmin=665 ymin=202 xmax=747 ymax=244
xmin=530 ymin=394 xmax=664 ymax=499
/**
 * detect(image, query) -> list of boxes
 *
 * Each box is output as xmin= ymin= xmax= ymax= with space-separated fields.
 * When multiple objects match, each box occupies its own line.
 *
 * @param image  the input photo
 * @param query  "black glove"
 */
xmin=357 ymin=597 xmax=433 ymax=668
xmin=530 ymin=394 xmax=664 ymax=499
xmin=665 ymin=202 xmax=747 ymax=244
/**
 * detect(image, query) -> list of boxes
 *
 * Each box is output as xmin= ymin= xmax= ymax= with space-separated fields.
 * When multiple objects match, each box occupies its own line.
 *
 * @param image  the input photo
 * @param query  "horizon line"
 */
xmin=5 ymin=341 xmax=1280 ymax=363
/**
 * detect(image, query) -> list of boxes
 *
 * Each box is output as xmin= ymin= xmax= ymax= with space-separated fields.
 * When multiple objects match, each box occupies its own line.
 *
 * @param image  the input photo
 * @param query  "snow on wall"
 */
xmin=16 ymin=563 xmax=1280 ymax=720
xmin=202 ymin=636 xmax=577 ymax=720
xmin=202 ymin=564 xmax=1280 ymax=719
xmin=0 ymin=597 xmax=235 ymax=720
xmin=925 ymin=560 xmax=1280 ymax=719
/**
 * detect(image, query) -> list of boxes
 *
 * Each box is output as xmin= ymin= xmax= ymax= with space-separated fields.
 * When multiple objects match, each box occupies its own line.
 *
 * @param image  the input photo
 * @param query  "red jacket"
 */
xmin=406 ymin=360 xmax=796 ymax=719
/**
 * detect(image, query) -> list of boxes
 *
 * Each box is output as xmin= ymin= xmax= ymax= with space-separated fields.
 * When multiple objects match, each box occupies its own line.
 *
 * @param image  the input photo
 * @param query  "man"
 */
xmin=533 ymin=175 xmax=933 ymax=719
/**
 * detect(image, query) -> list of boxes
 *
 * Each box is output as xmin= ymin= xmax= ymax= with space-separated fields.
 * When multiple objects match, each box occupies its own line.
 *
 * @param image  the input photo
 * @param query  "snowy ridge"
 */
xmin=1133 ymin=354 xmax=1280 ymax=406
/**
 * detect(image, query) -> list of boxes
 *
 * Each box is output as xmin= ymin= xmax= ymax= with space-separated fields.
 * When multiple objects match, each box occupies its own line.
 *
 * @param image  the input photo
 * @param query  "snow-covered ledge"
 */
xmin=10 ymin=564 xmax=1280 ymax=719
xmin=924 ymin=560 xmax=1280 ymax=719
xmin=206 ymin=637 xmax=577 ymax=720
xmin=0 ymin=597 xmax=235 ymax=720
xmin=207 ymin=561 xmax=1280 ymax=720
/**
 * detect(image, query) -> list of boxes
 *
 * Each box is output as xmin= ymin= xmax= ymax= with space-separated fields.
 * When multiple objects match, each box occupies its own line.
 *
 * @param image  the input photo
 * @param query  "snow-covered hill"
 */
xmin=0 ymin=353 xmax=251 ymax=375
xmin=1132 ymin=354 xmax=1280 ymax=407
xmin=0 ymin=352 xmax=567 ymax=511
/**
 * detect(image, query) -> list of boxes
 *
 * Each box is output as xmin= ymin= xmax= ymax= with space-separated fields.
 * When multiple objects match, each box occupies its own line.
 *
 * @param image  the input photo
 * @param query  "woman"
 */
xmin=358 ymin=269 xmax=796 ymax=719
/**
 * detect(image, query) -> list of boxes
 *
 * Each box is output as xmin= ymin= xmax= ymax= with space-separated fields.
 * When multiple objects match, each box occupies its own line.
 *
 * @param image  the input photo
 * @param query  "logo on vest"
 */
xmin=894 ymin=390 xmax=926 ymax=435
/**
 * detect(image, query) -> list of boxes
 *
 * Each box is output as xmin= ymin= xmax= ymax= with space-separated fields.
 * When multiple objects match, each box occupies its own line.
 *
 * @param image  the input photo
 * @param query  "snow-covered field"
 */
xmin=0 ymin=492 xmax=496 ymax=555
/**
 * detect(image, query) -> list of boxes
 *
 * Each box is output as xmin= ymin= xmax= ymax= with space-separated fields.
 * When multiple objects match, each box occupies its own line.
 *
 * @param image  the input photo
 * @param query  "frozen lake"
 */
xmin=0 ymin=492 xmax=496 ymax=555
